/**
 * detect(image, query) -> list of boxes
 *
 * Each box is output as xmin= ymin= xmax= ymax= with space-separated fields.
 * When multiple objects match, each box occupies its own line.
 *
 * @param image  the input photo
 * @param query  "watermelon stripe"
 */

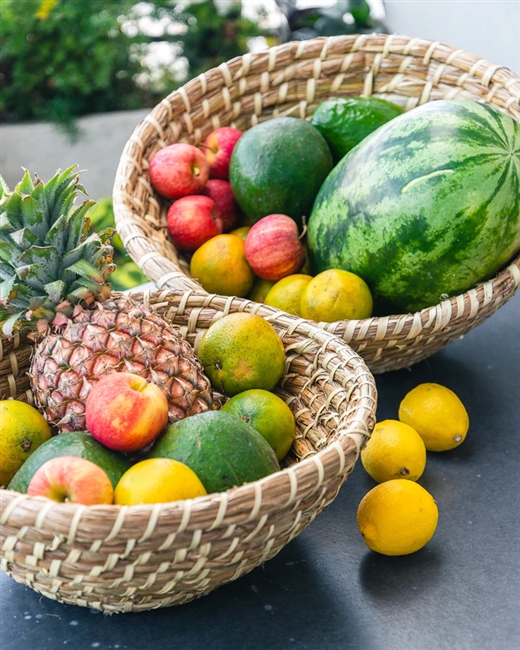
xmin=483 ymin=105 xmax=514 ymax=145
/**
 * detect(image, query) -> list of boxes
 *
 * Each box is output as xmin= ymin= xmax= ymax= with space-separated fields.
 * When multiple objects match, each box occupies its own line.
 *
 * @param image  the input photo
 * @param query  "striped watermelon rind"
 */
xmin=307 ymin=99 xmax=520 ymax=315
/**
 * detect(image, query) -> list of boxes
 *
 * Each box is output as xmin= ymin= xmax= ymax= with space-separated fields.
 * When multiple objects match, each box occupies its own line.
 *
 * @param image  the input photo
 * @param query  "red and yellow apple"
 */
xmin=167 ymin=195 xmax=223 ymax=251
xmin=85 ymin=372 xmax=169 ymax=452
xmin=244 ymin=214 xmax=306 ymax=281
xmin=201 ymin=179 xmax=239 ymax=232
xmin=202 ymin=127 xmax=243 ymax=180
xmin=27 ymin=456 xmax=114 ymax=505
xmin=149 ymin=143 xmax=210 ymax=199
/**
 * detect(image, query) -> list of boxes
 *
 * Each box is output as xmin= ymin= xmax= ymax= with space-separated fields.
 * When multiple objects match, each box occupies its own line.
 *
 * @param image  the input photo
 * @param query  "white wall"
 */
xmin=0 ymin=109 xmax=149 ymax=200
xmin=384 ymin=0 xmax=520 ymax=74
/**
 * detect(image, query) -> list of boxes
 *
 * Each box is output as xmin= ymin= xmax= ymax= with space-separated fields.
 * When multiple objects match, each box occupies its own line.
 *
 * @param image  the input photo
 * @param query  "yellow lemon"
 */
xmin=190 ymin=234 xmax=254 ymax=297
xmin=0 ymin=400 xmax=52 ymax=487
xmin=248 ymin=278 xmax=276 ymax=304
xmin=357 ymin=479 xmax=439 ymax=556
xmin=398 ymin=383 xmax=469 ymax=452
xmin=114 ymin=458 xmax=207 ymax=505
xmin=198 ymin=312 xmax=285 ymax=397
xmin=264 ymin=274 xmax=312 ymax=316
xmin=222 ymin=389 xmax=295 ymax=460
xmin=300 ymin=269 xmax=373 ymax=322
xmin=361 ymin=419 xmax=426 ymax=483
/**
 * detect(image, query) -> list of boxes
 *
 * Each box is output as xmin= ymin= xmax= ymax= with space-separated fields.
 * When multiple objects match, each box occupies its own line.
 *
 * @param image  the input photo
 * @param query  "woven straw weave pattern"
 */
xmin=0 ymin=290 xmax=377 ymax=612
xmin=113 ymin=33 xmax=520 ymax=373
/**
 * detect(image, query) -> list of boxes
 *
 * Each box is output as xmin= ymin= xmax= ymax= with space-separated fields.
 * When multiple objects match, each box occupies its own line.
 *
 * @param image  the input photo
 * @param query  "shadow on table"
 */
xmin=359 ymin=546 xmax=442 ymax=605
xmin=3 ymin=534 xmax=364 ymax=650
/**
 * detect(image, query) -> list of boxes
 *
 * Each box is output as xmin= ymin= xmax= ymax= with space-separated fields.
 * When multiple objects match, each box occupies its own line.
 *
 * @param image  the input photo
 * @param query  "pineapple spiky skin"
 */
xmin=30 ymin=295 xmax=218 ymax=432
xmin=1 ymin=167 xmax=218 ymax=430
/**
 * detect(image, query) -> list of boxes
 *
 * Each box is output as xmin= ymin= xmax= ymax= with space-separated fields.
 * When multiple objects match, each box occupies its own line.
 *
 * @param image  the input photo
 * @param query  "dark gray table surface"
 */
xmin=1 ymin=294 xmax=519 ymax=650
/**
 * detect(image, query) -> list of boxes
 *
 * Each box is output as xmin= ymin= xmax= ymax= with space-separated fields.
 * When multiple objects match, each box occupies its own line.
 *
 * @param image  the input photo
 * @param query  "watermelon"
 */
xmin=307 ymin=99 xmax=520 ymax=314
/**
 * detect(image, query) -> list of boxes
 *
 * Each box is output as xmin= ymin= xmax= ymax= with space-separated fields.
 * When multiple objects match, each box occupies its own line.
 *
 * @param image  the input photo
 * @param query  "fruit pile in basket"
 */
xmin=149 ymin=95 xmax=519 ymax=321
xmin=2 ymin=309 xmax=295 ymax=505
xmin=0 ymin=167 xmax=299 ymax=505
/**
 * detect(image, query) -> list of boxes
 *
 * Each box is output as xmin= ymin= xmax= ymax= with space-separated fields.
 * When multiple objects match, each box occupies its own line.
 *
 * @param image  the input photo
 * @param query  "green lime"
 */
xmin=222 ymin=389 xmax=295 ymax=461
xmin=310 ymin=97 xmax=404 ymax=162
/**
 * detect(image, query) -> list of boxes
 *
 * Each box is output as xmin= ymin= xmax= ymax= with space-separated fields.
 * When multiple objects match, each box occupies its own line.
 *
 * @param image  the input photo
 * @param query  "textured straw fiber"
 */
xmin=0 ymin=290 xmax=377 ymax=612
xmin=113 ymin=33 xmax=520 ymax=373
xmin=0 ymin=333 xmax=34 ymax=405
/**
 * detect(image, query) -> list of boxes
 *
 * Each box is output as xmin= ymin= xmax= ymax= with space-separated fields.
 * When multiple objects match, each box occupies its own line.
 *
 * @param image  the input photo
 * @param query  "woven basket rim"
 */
xmin=0 ymin=289 xmax=377 ymax=527
xmin=112 ymin=32 xmax=520 ymax=338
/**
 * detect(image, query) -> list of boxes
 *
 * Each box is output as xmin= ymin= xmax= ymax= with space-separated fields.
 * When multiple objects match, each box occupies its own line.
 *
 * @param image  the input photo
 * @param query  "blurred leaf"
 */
xmin=87 ymin=197 xmax=139 ymax=270
xmin=349 ymin=0 xmax=372 ymax=26
xmin=273 ymin=0 xmax=387 ymax=40
xmin=109 ymin=261 xmax=148 ymax=291
xmin=1 ymin=1 xmax=267 ymax=131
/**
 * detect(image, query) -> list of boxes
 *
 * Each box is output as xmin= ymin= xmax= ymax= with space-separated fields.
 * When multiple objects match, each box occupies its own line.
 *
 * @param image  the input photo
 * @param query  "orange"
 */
xmin=361 ymin=419 xmax=426 ymax=483
xmin=300 ymin=269 xmax=373 ymax=322
xmin=222 ymin=389 xmax=295 ymax=460
xmin=197 ymin=312 xmax=286 ymax=396
xmin=190 ymin=234 xmax=254 ymax=296
xmin=264 ymin=274 xmax=312 ymax=316
xmin=248 ymin=278 xmax=275 ymax=304
xmin=0 ymin=400 xmax=52 ymax=487
xmin=114 ymin=458 xmax=207 ymax=505
xmin=398 ymin=383 xmax=469 ymax=452
xmin=357 ymin=480 xmax=439 ymax=556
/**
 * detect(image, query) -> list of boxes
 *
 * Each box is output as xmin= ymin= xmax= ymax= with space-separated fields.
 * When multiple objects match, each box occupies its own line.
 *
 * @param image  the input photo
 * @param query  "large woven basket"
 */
xmin=0 ymin=289 xmax=376 ymax=612
xmin=113 ymin=33 xmax=520 ymax=374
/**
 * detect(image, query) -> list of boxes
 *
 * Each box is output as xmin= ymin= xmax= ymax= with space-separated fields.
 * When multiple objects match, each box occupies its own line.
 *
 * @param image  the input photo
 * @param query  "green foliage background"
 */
xmin=0 ymin=0 xmax=266 ymax=130
xmin=87 ymin=198 xmax=149 ymax=292
xmin=0 ymin=1 xmax=384 ymax=130
xmin=1 ymin=0 xmax=383 ymax=291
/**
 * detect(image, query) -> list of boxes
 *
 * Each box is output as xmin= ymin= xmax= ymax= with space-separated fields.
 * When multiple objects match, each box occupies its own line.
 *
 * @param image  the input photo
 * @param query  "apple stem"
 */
xmin=299 ymin=216 xmax=308 ymax=240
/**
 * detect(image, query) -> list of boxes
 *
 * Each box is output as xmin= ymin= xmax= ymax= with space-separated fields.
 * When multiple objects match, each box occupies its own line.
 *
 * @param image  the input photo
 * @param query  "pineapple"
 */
xmin=0 ymin=168 xmax=217 ymax=431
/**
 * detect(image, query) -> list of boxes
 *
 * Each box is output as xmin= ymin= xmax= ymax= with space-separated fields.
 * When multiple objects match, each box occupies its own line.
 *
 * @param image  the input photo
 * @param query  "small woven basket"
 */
xmin=113 ymin=33 xmax=520 ymax=373
xmin=0 ymin=290 xmax=376 ymax=613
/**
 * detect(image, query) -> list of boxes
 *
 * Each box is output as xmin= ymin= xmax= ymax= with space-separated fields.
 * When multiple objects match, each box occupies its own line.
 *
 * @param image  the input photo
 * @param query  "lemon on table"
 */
xmin=398 ymin=382 xmax=469 ymax=452
xmin=114 ymin=458 xmax=207 ymax=505
xmin=361 ymin=419 xmax=426 ymax=483
xmin=0 ymin=400 xmax=52 ymax=487
xmin=357 ymin=479 xmax=439 ymax=556
xmin=300 ymin=269 xmax=373 ymax=322
xmin=264 ymin=274 xmax=312 ymax=316
xmin=222 ymin=389 xmax=296 ymax=461
xmin=198 ymin=312 xmax=286 ymax=397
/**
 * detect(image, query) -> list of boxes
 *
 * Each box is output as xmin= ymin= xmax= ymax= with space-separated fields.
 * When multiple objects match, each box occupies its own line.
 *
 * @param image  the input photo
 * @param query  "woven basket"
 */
xmin=0 ymin=289 xmax=376 ymax=613
xmin=113 ymin=33 xmax=520 ymax=374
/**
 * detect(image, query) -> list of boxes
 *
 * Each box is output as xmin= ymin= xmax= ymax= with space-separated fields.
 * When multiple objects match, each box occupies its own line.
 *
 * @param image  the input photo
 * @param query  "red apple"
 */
xmin=149 ymin=143 xmax=210 ymax=199
xmin=85 ymin=372 xmax=169 ymax=452
xmin=245 ymin=214 xmax=306 ymax=281
xmin=201 ymin=179 xmax=239 ymax=232
xmin=167 ymin=195 xmax=223 ymax=251
xmin=27 ymin=456 xmax=114 ymax=505
xmin=202 ymin=127 xmax=243 ymax=180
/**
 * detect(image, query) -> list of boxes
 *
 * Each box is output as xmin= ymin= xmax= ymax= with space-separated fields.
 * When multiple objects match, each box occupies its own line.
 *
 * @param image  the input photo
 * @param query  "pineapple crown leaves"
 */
xmin=0 ymin=167 xmax=116 ymax=337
